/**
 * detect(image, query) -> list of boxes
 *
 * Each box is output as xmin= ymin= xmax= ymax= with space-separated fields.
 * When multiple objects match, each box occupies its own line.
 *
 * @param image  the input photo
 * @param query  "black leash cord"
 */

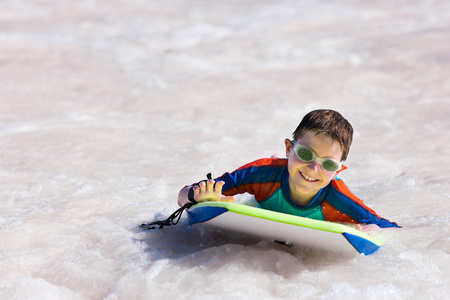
xmin=139 ymin=173 xmax=212 ymax=230
xmin=139 ymin=202 xmax=195 ymax=230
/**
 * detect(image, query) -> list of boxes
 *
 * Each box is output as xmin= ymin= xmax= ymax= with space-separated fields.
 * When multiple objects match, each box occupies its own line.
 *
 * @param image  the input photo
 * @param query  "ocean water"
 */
xmin=0 ymin=0 xmax=449 ymax=299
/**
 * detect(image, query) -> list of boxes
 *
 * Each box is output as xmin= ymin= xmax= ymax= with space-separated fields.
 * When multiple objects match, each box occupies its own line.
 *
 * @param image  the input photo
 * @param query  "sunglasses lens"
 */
xmin=296 ymin=147 xmax=313 ymax=162
xmin=322 ymin=160 xmax=340 ymax=172
xmin=294 ymin=143 xmax=341 ymax=172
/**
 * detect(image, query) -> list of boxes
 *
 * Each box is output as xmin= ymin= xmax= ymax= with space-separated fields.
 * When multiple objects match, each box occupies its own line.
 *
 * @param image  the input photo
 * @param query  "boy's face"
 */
xmin=285 ymin=130 xmax=343 ymax=205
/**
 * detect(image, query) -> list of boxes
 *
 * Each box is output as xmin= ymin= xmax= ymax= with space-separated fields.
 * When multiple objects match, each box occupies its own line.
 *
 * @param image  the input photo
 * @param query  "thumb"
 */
xmin=219 ymin=195 xmax=236 ymax=202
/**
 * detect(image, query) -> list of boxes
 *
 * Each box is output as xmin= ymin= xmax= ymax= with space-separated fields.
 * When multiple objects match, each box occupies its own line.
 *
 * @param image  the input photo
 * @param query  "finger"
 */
xmin=214 ymin=181 xmax=225 ymax=193
xmin=192 ymin=186 xmax=201 ymax=203
xmin=193 ymin=185 xmax=200 ymax=194
xmin=206 ymin=179 xmax=215 ymax=192
xmin=220 ymin=196 xmax=236 ymax=202
xmin=199 ymin=181 xmax=206 ymax=192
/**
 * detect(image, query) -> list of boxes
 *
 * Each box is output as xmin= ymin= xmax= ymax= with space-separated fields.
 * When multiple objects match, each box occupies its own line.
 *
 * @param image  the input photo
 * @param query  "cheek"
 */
xmin=320 ymin=172 xmax=336 ymax=183
xmin=287 ymin=155 xmax=307 ymax=171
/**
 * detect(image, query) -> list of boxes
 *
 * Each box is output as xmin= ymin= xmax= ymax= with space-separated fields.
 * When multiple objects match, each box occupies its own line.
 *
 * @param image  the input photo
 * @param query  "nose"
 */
xmin=308 ymin=161 xmax=320 ymax=172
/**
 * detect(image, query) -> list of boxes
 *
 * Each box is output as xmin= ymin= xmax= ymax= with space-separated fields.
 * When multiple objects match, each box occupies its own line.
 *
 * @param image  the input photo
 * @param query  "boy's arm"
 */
xmin=177 ymin=179 xmax=236 ymax=207
xmin=178 ymin=158 xmax=283 ymax=207
xmin=329 ymin=179 xmax=401 ymax=228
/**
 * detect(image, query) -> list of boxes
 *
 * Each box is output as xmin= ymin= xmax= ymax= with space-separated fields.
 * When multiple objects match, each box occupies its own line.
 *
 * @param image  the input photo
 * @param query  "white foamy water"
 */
xmin=1 ymin=0 xmax=449 ymax=299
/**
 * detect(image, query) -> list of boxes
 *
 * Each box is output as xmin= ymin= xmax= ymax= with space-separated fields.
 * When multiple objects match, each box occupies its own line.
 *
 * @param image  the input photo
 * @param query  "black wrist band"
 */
xmin=187 ymin=186 xmax=197 ymax=203
xmin=187 ymin=173 xmax=213 ymax=204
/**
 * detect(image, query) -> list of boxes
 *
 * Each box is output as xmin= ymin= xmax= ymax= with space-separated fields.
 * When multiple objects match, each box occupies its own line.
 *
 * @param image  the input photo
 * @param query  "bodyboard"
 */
xmin=187 ymin=202 xmax=383 ymax=255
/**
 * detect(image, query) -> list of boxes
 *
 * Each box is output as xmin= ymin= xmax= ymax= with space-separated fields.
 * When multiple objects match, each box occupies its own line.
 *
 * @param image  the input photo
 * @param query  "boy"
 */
xmin=178 ymin=109 xmax=400 ymax=228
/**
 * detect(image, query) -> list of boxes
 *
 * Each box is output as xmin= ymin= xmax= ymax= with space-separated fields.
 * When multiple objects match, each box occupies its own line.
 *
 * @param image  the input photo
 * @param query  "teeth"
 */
xmin=302 ymin=173 xmax=316 ymax=181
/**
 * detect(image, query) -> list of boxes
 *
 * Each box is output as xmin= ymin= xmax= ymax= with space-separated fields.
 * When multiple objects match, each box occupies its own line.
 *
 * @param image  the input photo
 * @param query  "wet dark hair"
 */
xmin=292 ymin=109 xmax=353 ymax=161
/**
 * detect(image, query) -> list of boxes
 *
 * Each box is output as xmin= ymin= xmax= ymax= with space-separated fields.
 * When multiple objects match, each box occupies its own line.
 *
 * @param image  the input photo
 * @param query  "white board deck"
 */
xmin=187 ymin=202 xmax=383 ymax=255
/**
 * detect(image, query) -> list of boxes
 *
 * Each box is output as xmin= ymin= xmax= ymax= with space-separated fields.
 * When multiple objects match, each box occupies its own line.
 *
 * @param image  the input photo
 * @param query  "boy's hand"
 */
xmin=355 ymin=224 xmax=381 ymax=233
xmin=192 ymin=179 xmax=236 ymax=203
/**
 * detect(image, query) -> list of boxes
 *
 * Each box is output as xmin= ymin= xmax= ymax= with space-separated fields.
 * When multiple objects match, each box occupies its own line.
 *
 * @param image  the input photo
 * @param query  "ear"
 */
xmin=285 ymin=139 xmax=293 ymax=158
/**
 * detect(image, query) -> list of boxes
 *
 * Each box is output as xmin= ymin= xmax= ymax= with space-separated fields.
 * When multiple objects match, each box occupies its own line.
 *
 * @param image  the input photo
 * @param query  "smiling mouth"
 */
xmin=300 ymin=171 xmax=319 ymax=182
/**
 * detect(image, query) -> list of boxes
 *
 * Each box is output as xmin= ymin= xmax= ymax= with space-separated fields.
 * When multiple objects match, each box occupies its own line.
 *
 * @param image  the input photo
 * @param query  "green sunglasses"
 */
xmin=292 ymin=140 xmax=343 ymax=173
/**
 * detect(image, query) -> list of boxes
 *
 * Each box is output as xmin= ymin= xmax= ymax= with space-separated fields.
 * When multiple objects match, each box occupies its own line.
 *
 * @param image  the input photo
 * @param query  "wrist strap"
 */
xmin=139 ymin=173 xmax=213 ymax=230
xmin=187 ymin=173 xmax=212 ymax=203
